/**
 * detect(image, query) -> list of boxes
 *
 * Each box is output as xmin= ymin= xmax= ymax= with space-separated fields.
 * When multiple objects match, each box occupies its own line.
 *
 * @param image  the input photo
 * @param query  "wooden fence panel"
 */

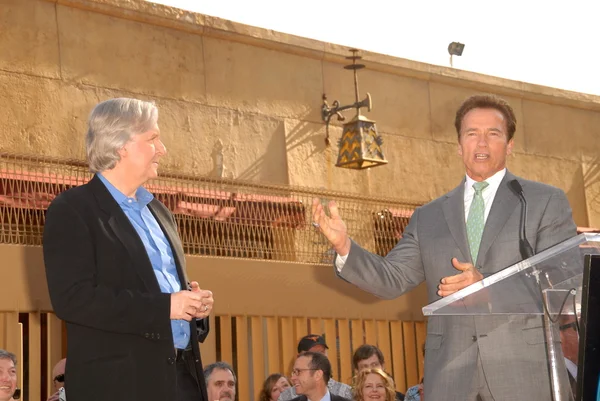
xmin=323 ymin=318 xmax=338 ymax=381
xmin=402 ymin=321 xmax=419 ymax=389
xmin=235 ymin=316 xmax=250 ymax=401
xmin=390 ymin=321 xmax=406 ymax=392
xmin=338 ymin=319 xmax=352 ymax=384
xmin=265 ymin=316 xmax=281 ymax=373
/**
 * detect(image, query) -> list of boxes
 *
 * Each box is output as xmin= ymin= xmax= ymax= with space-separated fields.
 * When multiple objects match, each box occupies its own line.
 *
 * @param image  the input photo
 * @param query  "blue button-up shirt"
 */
xmin=98 ymin=174 xmax=190 ymax=349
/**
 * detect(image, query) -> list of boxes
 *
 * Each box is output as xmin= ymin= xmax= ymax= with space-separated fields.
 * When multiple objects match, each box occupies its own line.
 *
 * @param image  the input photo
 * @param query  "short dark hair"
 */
xmin=352 ymin=344 xmax=384 ymax=370
xmin=454 ymin=94 xmax=517 ymax=141
xmin=302 ymin=351 xmax=332 ymax=384
xmin=203 ymin=361 xmax=236 ymax=385
xmin=0 ymin=349 xmax=17 ymax=366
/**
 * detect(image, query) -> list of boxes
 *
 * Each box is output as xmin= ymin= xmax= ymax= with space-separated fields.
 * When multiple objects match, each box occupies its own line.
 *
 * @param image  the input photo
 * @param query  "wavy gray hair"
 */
xmin=86 ymin=98 xmax=158 ymax=173
xmin=0 ymin=349 xmax=17 ymax=365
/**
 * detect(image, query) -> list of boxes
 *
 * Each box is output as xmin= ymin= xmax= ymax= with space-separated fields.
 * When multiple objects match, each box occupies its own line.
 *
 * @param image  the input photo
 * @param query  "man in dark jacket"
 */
xmin=289 ymin=352 xmax=351 ymax=401
xmin=44 ymin=98 xmax=214 ymax=401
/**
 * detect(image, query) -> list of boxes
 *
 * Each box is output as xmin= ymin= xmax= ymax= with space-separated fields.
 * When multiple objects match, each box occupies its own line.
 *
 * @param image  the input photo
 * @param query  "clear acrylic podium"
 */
xmin=423 ymin=233 xmax=600 ymax=401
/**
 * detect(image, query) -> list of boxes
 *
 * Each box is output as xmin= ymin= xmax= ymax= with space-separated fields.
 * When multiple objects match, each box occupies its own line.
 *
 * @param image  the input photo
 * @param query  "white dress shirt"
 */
xmin=335 ymin=168 xmax=507 ymax=271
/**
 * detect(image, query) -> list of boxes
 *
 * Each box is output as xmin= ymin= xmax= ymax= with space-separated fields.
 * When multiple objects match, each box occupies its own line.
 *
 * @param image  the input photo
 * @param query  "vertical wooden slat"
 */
xmin=235 ymin=316 xmax=250 ymax=401
xmin=309 ymin=318 xmax=322 ymax=335
xmin=201 ymin=314 xmax=217 ymax=366
xmin=219 ymin=315 xmax=233 ymax=364
xmin=251 ymin=316 xmax=265 ymax=401
xmin=376 ymin=320 xmax=392 ymax=374
xmin=351 ymin=319 xmax=364 ymax=351
xmin=280 ymin=317 xmax=295 ymax=375
xmin=323 ymin=318 xmax=339 ymax=381
xmin=337 ymin=319 xmax=352 ymax=384
xmin=403 ymin=321 xmax=418 ymax=389
xmin=266 ymin=317 xmax=281 ymax=373
xmin=364 ymin=320 xmax=377 ymax=345
xmin=390 ymin=321 xmax=406 ymax=392
xmin=0 ymin=312 xmax=20 ymax=354
xmin=29 ymin=313 xmax=42 ymax=401
xmin=293 ymin=317 xmax=308 ymax=344
xmin=415 ymin=321 xmax=427 ymax=380
xmin=47 ymin=313 xmax=63 ymax=397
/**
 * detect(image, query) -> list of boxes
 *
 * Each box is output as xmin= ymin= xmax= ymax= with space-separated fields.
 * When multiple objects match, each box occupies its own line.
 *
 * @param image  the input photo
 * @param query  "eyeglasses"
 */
xmin=291 ymin=368 xmax=317 ymax=376
xmin=53 ymin=374 xmax=64 ymax=383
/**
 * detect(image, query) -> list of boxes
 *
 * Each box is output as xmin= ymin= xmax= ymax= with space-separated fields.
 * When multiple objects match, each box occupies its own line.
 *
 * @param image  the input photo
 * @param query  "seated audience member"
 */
xmin=279 ymin=335 xmax=352 ymax=401
xmin=290 ymin=352 xmax=351 ymax=401
xmin=352 ymin=368 xmax=396 ymax=401
xmin=352 ymin=345 xmax=404 ymax=400
xmin=47 ymin=358 xmax=66 ymax=401
xmin=0 ymin=350 xmax=18 ymax=401
xmin=260 ymin=373 xmax=292 ymax=401
xmin=204 ymin=362 xmax=236 ymax=401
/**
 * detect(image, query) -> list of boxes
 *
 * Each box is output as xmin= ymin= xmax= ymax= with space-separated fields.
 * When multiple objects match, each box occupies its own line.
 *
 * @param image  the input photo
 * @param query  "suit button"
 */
xmin=156 ymin=333 xmax=160 ymax=339
xmin=167 ymin=357 xmax=175 ymax=365
xmin=151 ymin=333 xmax=155 ymax=339
xmin=472 ymin=336 xmax=477 ymax=342
xmin=145 ymin=333 xmax=150 ymax=339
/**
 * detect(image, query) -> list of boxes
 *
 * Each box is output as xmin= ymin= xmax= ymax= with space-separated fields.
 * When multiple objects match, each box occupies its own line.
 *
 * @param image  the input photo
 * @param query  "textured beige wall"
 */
xmin=2 ymin=0 xmax=600 ymax=320
xmin=3 ymin=0 xmax=599 ymax=224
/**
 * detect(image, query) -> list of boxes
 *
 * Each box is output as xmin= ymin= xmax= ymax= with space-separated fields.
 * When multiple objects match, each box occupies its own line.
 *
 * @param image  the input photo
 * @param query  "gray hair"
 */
xmin=0 ymin=349 xmax=17 ymax=366
xmin=203 ymin=361 xmax=236 ymax=385
xmin=85 ymin=98 xmax=158 ymax=173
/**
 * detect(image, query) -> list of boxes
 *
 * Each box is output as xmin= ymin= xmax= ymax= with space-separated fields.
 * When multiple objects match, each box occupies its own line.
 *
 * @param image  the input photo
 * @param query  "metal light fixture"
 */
xmin=321 ymin=49 xmax=387 ymax=170
xmin=448 ymin=42 xmax=465 ymax=67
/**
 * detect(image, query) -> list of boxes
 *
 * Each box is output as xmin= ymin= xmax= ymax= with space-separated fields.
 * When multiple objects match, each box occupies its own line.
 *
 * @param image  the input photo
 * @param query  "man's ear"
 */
xmin=314 ymin=369 xmax=323 ymax=382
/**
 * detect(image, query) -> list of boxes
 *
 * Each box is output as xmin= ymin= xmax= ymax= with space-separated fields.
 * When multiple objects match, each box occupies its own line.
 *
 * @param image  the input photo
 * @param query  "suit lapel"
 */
xmin=476 ymin=171 xmax=520 ymax=266
xmin=88 ymin=175 xmax=162 ymax=293
xmin=442 ymin=180 xmax=472 ymax=263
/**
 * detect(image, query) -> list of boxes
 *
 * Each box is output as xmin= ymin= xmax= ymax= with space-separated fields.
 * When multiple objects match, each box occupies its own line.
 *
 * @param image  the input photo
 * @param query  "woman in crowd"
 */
xmin=353 ymin=368 xmax=396 ymax=401
xmin=259 ymin=373 xmax=292 ymax=401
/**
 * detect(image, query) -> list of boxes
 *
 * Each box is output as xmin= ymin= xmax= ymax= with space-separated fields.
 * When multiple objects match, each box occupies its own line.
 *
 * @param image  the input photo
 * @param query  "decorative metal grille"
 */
xmin=0 ymin=153 xmax=420 ymax=264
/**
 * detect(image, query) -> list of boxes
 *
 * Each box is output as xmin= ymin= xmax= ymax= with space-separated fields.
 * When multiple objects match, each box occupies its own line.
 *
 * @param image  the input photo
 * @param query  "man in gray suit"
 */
xmin=312 ymin=95 xmax=577 ymax=401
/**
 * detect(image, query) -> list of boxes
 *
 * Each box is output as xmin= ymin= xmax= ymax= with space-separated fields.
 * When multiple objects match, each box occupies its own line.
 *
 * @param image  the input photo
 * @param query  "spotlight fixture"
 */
xmin=448 ymin=42 xmax=465 ymax=67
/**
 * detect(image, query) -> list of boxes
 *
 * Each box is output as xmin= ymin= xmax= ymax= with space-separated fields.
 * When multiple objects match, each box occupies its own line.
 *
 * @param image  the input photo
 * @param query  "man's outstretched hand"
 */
xmin=437 ymin=258 xmax=483 ymax=297
xmin=311 ymin=198 xmax=351 ymax=256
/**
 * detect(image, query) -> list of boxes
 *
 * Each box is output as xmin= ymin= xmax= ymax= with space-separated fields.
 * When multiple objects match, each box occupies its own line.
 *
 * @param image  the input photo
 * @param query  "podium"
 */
xmin=422 ymin=233 xmax=600 ymax=401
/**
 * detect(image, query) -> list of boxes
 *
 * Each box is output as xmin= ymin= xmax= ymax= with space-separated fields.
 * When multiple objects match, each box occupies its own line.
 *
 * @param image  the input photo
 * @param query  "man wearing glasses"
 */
xmin=289 ymin=352 xmax=351 ymax=401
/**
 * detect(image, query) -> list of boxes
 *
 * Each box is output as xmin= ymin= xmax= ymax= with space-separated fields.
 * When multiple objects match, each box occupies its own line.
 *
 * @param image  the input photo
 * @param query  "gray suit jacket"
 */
xmin=338 ymin=171 xmax=576 ymax=401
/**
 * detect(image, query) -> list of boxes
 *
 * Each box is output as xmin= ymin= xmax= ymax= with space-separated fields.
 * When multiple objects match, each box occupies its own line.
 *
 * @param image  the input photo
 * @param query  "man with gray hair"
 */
xmin=0 ymin=350 xmax=18 ymax=401
xmin=203 ymin=362 xmax=236 ymax=401
xmin=44 ymin=98 xmax=214 ymax=401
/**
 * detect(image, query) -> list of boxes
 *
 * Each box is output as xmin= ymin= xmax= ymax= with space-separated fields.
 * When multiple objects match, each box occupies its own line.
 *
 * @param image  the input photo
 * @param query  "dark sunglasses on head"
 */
xmin=54 ymin=373 xmax=65 ymax=383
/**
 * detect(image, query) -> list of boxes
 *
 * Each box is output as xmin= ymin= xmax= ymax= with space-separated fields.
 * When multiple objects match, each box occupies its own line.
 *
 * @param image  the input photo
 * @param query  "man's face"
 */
xmin=206 ymin=368 xmax=236 ymax=401
xmin=356 ymin=354 xmax=383 ymax=372
xmin=458 ymin=108 xmax=513 ymax=182
xmin=290 ymin=356 xmax=318 ymax=396
xmin=307 ymin=344 xmax=327 ymax=355
xmin=118 ymin=124 xmax=167 ymax=184
xmin=0 ymin=358 xmax=17 ymax=401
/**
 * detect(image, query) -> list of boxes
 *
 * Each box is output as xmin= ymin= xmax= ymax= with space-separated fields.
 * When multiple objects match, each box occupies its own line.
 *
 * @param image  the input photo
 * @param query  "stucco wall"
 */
xmin=3 ymin=0 xmax=600 ymax=228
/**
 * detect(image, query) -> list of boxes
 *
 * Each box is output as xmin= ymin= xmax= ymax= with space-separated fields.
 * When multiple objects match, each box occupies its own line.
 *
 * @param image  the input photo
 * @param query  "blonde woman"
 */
xmin=353 ymin=368 xmax=396 ymax=401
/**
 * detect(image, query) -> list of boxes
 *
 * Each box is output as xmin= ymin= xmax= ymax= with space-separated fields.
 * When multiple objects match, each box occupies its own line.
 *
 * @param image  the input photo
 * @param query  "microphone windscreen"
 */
xmin=509 ymin=179 xmax=523 ymax=195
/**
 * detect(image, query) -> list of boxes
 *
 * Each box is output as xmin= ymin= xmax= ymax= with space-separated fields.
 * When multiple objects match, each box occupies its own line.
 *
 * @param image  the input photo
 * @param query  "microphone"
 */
xmin=509 ymin=179 xmax=534 ymax=260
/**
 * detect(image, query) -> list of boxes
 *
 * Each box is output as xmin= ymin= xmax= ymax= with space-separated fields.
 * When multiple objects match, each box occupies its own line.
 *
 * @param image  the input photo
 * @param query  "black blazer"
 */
xmin=290 ymin=394 xmax=352 ymax=401
xmin=44 ymin=175 xmax=209 ymax=401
